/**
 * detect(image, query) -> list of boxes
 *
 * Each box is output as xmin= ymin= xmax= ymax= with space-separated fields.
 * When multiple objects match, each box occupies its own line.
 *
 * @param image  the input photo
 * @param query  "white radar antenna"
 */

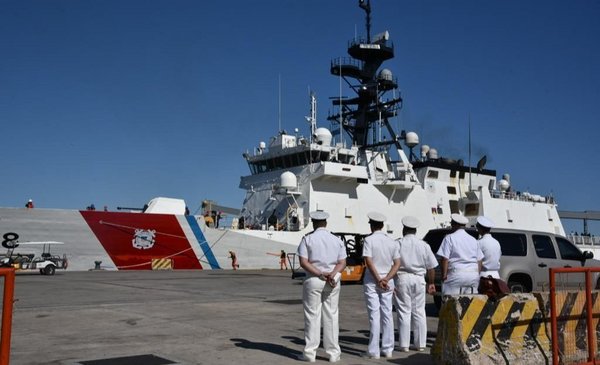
xmin=305 ymin=91 xmax=317 ymax=143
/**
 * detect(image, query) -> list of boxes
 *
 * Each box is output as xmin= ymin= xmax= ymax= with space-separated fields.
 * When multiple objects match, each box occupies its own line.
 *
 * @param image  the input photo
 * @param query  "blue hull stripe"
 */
xmin=186 ymin=216 xmax=221 ymax=269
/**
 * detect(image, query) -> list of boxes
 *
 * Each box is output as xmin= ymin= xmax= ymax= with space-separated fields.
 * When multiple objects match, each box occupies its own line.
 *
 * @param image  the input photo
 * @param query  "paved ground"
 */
xmin=2 ymin=270 xmax=439 ymax=365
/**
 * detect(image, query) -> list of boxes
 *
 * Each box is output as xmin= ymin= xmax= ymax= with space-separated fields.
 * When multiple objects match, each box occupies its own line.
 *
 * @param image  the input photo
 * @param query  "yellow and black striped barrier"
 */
xmin=151 ymin=258 xmax=173 ymax=270
xmin=432 ymin=294 xmax=550 ymax=365
xmin=535 ymin=291 xmax=600 ymax=365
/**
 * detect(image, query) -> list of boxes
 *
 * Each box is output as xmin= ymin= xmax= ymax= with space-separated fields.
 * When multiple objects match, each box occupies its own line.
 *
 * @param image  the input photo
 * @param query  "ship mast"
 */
xmin=328 ymin=0 xmax=403 ymax=152
xmin=359 ymin=0 xmax=372 ymax=43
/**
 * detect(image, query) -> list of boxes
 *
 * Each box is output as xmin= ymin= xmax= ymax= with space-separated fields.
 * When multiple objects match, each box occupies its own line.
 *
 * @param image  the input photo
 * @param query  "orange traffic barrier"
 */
xmin=548 ymin=267 xmax=600 ymax=365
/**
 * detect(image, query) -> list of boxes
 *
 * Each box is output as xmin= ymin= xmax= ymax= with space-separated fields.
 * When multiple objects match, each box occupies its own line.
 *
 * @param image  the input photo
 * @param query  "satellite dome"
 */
xmin=427 ymin=148 xmax=438 ymax=159
xmin=498 ymin=179 xmax=510 ymax=192
xmin=405 ymin=132 xmax=419 ymax=148
xmin=314 ymin=128 xmax=332 ymax=147
xmin=280 ymin=171 xmax=297 ymax=189
xmin=378 ymin=69 xmax=393 ymax=81
xmin=259 ymin=141 xmax=266 ymax=149
xmin=420 ymin=145 xmax=430 ymax=158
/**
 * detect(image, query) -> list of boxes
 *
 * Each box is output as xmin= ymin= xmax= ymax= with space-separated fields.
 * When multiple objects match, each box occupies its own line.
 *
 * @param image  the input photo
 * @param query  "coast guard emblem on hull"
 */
xmin=132 ymin=229 xmax=156 ymax=249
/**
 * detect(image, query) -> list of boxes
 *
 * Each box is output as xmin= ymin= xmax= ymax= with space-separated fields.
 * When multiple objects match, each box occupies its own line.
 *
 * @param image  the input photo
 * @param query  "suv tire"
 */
xmin=507 ymin=274 xmax=532 ymax=293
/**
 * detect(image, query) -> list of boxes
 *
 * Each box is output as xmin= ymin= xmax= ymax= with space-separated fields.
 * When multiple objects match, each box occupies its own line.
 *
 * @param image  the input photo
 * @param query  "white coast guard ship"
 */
xmin=0 ymin=0 xmax=566 ymax=271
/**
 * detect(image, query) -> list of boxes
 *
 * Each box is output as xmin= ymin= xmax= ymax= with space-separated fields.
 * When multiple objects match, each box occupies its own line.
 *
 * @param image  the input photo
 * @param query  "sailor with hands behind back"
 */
xmin=297 ymin=211 xmax=347 ymax=363
xmin=362 ymin=212 xmax=401 ymax=359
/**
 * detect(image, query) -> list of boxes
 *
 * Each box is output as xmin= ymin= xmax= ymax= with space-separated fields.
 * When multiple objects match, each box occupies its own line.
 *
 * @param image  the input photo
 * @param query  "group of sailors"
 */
xmin=295 ymin=210 xmax=501 ymax=362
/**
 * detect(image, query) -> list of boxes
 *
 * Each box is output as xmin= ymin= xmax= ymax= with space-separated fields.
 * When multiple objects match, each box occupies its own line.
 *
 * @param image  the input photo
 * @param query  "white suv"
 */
xmin=423 ymin=228 xmax=600 ymax=307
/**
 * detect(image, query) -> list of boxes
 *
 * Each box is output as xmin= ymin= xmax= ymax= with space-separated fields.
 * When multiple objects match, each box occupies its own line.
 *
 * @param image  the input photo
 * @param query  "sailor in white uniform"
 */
xmin=394 ymin=216 xmax=438 ymax=352
xmin=297 ymin=211 xmax=347 ymax=363
xmin=362 ymin=212 xmax=401 ymax=359
xmin=437 ymin=214 xmax=483 ymax=295
xmin=476 ymin=216 xmax=502 ymax=279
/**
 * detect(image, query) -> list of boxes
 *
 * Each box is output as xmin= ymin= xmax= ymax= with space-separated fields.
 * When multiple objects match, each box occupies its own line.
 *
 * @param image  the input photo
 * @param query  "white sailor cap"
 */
xmin=367 ymin=211 xmax=386 ymax=223
xmin=309 ymin=211 xmax=329 ymax=221
xmin=476 ymin=216 xmax=494 ymax=229
xmin=450 ymin=213 xmax=469 ymax=225
xmin=401 ymin=216 xmax=420 ymax=229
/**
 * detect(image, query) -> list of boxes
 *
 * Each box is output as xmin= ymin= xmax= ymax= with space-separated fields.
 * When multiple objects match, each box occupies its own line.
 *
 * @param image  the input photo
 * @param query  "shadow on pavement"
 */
xmin=231 ymin=338 xmax=300 ymax=360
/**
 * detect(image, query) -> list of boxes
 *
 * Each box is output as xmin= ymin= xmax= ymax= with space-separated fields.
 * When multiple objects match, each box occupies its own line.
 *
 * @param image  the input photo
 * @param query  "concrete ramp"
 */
xmin=432 ymin=294 xmax=550 ymax=365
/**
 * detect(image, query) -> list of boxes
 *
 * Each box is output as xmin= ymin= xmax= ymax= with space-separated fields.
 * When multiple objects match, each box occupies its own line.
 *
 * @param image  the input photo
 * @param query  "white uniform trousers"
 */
xmin=363 ymin=274 xmax=395 ymax=356
xmin=442 ymin=270 xmax=480 ymax=295
xmin=302 ymin=275 xmax=341 ymax=361
xmin=480 ymin=270 xmax=500 ymax=279
xmin=395 ymin=272 xmax=427 ymax=349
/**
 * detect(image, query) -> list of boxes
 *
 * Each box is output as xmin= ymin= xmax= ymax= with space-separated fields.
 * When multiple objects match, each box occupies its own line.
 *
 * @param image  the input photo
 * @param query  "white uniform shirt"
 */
xmin=436 ymin=229 xmax=483 ymax=272
xmin=478 ymin=233 xmax=502 ymax=271
xmin=398 ymin=234 xmax=438 ymax=276
xmin=362 ymin=231 xmax=400 ymax=276
xmin=297 ymin=227 xmax=347 ymax=273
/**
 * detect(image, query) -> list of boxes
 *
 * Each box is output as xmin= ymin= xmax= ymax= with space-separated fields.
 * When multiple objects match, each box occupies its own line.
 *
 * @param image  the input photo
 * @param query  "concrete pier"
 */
xmin=4 ymin=270 xmax=438 ymax=364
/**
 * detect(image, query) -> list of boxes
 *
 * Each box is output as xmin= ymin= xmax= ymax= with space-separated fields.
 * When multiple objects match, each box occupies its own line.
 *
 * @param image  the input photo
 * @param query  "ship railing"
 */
xmin=568 ymin=234 xmax=600 ymax=246
xmin=489 ymin=189 xmax=555 ymax=204
xmin=331 ymin=57 xmax=364 ymax=70
xmin=348 ymin=37 xmax=394 ymax=50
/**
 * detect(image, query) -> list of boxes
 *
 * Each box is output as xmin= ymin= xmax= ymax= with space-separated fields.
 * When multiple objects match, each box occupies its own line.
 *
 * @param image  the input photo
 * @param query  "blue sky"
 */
xmin=1 ymin=0 xmax=599 ymax=233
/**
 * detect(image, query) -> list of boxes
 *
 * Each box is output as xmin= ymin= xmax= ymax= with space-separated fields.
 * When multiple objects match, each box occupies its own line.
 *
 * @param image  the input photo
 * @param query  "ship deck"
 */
xmin=5 ymin=270 xmax=437 ymax=364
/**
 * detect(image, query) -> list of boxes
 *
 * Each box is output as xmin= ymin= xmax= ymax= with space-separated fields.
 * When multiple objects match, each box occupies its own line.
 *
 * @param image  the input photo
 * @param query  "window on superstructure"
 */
xmin=447 ymin=186 xmax=457 ymax=194
xmin=450 ymin=170 xmax=457 ymax=178
xmin=427 ymin=170 xmax=439 ymax=179
xmin=449 ymin=200 xmax=459 ymax=214
xmin=464 ymin=203 xmax=479 ymax=216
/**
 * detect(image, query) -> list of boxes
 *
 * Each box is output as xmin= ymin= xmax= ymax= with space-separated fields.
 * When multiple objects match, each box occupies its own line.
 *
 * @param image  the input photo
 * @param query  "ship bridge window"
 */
xmin=447 ymin=186 xmax=457 ymax=194
xmin=248 ymin=160 xmax=268 ymax=174
xmin=248 ymin=149 xmax=336 ymax=175
xmin=266 ymin=159 xmax=275 ymax=170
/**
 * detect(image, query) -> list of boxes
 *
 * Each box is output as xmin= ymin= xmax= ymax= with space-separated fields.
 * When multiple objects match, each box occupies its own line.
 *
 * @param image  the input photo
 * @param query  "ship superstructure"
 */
xmin=238 ymin=0 xmax=563 ymax=239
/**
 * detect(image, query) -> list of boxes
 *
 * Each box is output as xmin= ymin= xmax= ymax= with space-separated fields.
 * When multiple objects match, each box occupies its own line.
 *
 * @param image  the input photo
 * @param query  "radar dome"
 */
xmin=259 ymin=141 xmax=266 ymax=149
xmin=314 ymin=128 xmax=332 ymax=147
xmin=378 ymin=69 xmax=393 ymax=81
xmin=405 ymin=132 xmax=419 ymax=147
xmin=498 ymin=179 xmax=510 ymax=192
xmin=420 ymin=145 xmax=430 ymax=158
xmin=427 ymin=148 xmax=438 ymax=159
xmin=280 ymin=171 xmax=297 ymax=189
